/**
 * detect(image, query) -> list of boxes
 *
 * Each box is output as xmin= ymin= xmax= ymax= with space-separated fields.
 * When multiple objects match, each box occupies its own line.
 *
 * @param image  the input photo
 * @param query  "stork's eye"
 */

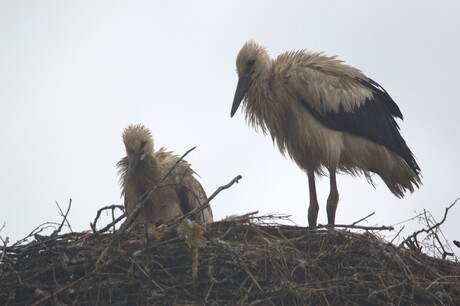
xmin=247 ymin=59 xmax=255 ymax=68
xmin=140 ymin=141 xmax=147 ymax=150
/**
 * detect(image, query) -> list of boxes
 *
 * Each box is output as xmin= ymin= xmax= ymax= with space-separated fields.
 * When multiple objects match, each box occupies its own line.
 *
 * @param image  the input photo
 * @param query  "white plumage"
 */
xmin=231 ymin=41 xmax=421 ymax=226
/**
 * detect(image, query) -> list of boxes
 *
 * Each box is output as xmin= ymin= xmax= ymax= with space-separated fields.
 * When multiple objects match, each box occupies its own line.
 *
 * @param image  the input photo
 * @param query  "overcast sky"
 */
xmin=1 ymin=1 xmax=459 ymax=252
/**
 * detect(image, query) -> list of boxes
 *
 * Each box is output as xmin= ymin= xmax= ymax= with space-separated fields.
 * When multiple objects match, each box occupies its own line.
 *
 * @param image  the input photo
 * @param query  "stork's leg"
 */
xmin=326 ymin=168 xmax=339 ymax=225
xmin=307 ymin=172 xmax=319 ymax=227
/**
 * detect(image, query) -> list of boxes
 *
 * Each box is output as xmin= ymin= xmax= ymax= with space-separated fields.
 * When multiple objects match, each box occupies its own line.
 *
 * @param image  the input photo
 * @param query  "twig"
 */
xmin=368 ymin=280 xmax=406 ymax=298
xmin=350 ymin=212 xmax=375 ymax=226
xmin=221 ymin=211 xmax=259 ymax=223
xmin=12 ymin=222 xmax=61 ymax=247
xmin=0 ymin=236 xmax=9 ymax=261
xmin=391 ymin=211 xmax=425 ymax=227
xmin=400 ymin=199 xmax=458 ymax=250
xmin=165 ymin=175 xmax=243 ymax=227
xmin=51 ymin=199 xmax=73 ymax=237
xmin=90 ymin=205 xmax=125 ymax=235
xmin=97 ymin=214 xmax=126 ymax=234
xmin=118 ymin=147 xmax=196 ymax=233
xmin=389 ymin=226 xmax=405 ymax=245
xmin=424 ymin=210 xmax=455 ymax=259
xmin=111 ymin=206 xmax=116 ymax=233
xmin=314 ymin=223 xmax=394 ymax=231
xmin=426 ymin=275 xmax=460 ymax=290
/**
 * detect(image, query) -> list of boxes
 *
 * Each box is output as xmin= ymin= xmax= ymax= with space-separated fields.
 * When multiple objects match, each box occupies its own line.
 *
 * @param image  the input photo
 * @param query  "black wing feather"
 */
xmin=300 ymin=80 xmax=420 ymax=175
xmin=178 ymin=185 xmax=198 ymax=221
xmin=363 ymin=78 xmax=404 ymax=119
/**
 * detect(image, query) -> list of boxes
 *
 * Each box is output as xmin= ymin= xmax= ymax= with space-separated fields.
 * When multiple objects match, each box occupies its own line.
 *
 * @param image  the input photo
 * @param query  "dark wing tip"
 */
xmin=178 ymin=185 xmax=193 ymax=217
xmin=360 ymin=78 xmax=404 ymax=120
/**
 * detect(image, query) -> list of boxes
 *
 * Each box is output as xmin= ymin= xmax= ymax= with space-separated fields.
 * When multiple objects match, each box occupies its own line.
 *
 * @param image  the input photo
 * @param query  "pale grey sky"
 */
xmin=1 ymin=1 xmax=459 ymax=250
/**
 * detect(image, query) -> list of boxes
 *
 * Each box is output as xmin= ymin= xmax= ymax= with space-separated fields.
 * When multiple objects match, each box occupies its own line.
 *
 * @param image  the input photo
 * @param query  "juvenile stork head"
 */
xmin=231 ymin=41 xmax=271 ymax=117
xmin=122 ymin=124 xmax=154 ymax=180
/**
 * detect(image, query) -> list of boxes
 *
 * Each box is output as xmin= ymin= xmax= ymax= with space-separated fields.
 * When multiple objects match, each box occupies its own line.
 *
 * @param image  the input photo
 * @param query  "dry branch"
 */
xmin=316 ymin=223 xmax=394 ymax=231
xmin=52 ymin=199 xmax=73 ymax=237
xmin=165 ymin=174 xmax=243 ymax=227
xmin=351 ymin=211 xmax=376 ymax=226
xmin=400 ymin=199 xmax=458 ymax=259
xmin=90 ymin=204 xmax=125 ymax=235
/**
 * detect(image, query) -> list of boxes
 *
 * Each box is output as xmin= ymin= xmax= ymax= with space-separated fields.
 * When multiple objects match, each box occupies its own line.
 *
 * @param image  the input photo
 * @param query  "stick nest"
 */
xmin=1 ymin=217 xmax=459 ymax=306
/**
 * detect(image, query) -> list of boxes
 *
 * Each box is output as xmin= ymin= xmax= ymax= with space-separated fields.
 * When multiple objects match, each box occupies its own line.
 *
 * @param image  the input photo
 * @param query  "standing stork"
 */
xmin=231 ymin=41 xmax=421 ymax=226
xmin=117 ymin=124 xmax=213 ymax=225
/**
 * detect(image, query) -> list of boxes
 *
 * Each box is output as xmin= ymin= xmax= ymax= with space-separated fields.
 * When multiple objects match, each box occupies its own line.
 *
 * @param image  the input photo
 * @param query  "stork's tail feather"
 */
xmin=340 ymin=134 xmax=421 ymax=197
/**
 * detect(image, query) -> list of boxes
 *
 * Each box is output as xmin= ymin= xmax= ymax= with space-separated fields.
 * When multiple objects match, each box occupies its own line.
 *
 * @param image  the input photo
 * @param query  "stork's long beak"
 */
xmin=127 ymin=151 xmax=141 ymax=180
xmin=231 ymin=75 xmax=252 ymax=117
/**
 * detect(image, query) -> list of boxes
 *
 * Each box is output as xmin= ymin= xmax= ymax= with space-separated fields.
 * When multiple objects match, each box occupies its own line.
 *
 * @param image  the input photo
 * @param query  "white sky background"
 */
xmin=1 ymin=1 xmax=459 ymax=250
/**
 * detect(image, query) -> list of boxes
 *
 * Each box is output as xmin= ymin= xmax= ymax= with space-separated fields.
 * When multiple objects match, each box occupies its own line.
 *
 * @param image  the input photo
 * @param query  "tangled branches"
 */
xmin=1 ymin=214 xmax=460 ymax=305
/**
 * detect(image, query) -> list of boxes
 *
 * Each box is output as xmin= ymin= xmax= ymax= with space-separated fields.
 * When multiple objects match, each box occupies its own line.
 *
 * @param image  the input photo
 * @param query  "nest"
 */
xmin=1 ymin=215 xmax=460 ymax=306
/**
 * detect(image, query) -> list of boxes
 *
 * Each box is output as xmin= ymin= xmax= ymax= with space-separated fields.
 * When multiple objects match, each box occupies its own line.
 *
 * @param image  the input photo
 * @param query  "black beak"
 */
xmin=127 ymin=151 xmax=141 ymax=180
xmin=231 ymin=75 xmax=252 ymax=117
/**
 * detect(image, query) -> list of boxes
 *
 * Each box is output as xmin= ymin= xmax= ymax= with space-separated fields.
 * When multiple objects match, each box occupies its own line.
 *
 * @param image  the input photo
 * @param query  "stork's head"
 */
xmin=122 ymin=124 xmax=154 ymax=180
xmin=231 ymin=40 xmax=270 ymax=117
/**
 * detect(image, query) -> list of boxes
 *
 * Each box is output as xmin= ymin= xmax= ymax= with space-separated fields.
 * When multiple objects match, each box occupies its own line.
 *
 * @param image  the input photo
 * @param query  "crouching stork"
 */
xmin=230 ymin=41 xmax=421 ymax=226
xmin=117 ymin=124 xmax=213 ymax=225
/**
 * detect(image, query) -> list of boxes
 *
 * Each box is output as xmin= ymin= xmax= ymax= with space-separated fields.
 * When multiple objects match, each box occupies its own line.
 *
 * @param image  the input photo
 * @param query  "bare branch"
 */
xmin=0 ymin=235 xmax=9 ymax=261
xmin=51 ymin=199 xmax=73 ymax=237
xmin=350 ymin=211 xmax=376 ymax=226
xmin=165 ymin=175 xmax=243 ymax=227
xmin=90 ymin=205 xmax=125 ymax=235
xmin=12 ymin=222 xmax=60 ymax=247
xmin=389 ymin=225 xmax=405 ymax=245
xmin=97 ymin=214 xmax=126 ymax=234
xmin=221 ymin=211 xmax=259 ymax=223
xmin=400 ymin=199 xmax=458 ymax=253
xmin=315 ymin=223 xmax=394 ymax=231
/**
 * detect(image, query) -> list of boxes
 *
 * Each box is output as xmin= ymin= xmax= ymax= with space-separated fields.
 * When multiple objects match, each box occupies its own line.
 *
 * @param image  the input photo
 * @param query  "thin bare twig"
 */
xmin=98 ymin=214 xmax=126 ymax=234
xmin=12 ymin=222 xmax=61 ymax=247
xmin=368 ymin=280 xmax=406 ymax=298
xmin=52 ymin=199 xmax=73 ymax=237
xmin=424 ymin=209 xmax=455 ymax=259
xmin=221 ymin=211 xmax=259 ymax=223
xmin=90 ymin=205 xmax=125 ymax=235
xmin=389 ymin=226 xmax=405 ymax=245
xmin=165 ymin=175 xmax=243 ymax=227
xmin=391 ymin=211 xmax=426 ymax=227
xmin=426 ymin=275 xmax=460 ymax=290
xmin=0 ymin=236 xmax=9 ymax=261
xmin=350 ymin=211 xmax=376 ymax=226
xmin=315 ymin=223 xmax=394 ymax=231
xmin=400 ymin=199 xmax=458 ymax=253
